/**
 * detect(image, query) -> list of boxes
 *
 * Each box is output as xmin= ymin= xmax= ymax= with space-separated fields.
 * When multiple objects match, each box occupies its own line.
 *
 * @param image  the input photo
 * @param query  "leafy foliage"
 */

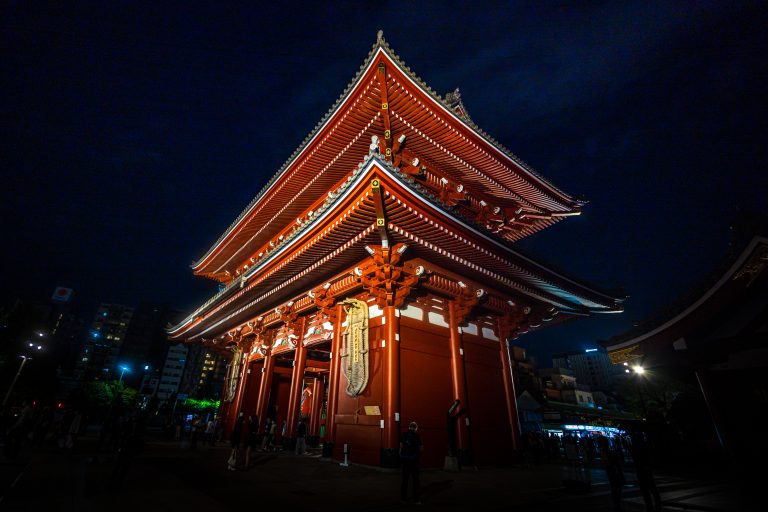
xmin=82 ymin=380 xmax=139 ymax=409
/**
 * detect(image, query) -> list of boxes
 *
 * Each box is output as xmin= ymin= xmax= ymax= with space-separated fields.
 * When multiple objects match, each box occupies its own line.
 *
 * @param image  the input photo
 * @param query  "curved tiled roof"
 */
xmin=191 ymin=31 xmax=582 ymax=277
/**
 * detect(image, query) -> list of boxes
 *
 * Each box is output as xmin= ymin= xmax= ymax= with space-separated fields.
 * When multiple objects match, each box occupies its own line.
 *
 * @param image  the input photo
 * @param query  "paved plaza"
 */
xmin=0 ymin=434 xmax=745 ymax=511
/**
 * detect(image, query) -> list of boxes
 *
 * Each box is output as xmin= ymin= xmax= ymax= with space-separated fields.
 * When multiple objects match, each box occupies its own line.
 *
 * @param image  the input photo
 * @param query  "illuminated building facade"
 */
xmin=75 ymin=303 xmax=133 ymax=381
xmin=170 ymin=33 xmax=623 ymax=467
xmin=553 ymin=347 xmax=614 ymax=391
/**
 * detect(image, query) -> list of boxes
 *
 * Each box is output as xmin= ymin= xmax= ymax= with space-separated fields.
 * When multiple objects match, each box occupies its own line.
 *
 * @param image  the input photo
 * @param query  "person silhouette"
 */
xmin=400 ymin=421 xmax=424 ymax=504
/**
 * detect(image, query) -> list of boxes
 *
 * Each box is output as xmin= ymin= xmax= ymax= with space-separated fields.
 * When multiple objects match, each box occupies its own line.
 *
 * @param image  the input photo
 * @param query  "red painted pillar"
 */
xmin=382 ymin=305 xmax=400 ymax=464
xmin=286 ymin=318 xmax=307 ymax=439
xmin=255 ymin=348 xmax=275 ymax=432
xmin=448 ymin=301 xmax=470 ymax=455
xmin=497 ymin=318 xmax=521 ymax=451
xmin=230 ymin=348 xmax=249 ymax=430
xmin=309 ymin=377 xmax=324 ymax=436
xmin=324 ymin=304 xmax=343 ymax=444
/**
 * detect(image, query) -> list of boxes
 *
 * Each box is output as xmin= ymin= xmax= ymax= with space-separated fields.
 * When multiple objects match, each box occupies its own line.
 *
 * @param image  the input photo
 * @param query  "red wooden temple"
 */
xmin=169 ymin=32 xmax=623 ymax=467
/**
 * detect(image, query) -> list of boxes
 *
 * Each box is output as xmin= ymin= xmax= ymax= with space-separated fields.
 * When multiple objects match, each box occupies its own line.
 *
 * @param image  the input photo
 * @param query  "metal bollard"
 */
xmin=340 ymin=443 xmax=350 ymax=467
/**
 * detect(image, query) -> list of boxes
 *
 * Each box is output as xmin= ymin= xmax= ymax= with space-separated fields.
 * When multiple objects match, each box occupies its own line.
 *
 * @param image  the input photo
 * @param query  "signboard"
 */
xmin=52 ymin=287 xmax=73 ymax=302
xmin=364 ymin=405 xmax=381 ymax=415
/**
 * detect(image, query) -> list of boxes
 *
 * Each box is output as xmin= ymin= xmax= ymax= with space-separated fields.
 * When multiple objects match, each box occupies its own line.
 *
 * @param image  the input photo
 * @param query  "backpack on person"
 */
xmin=401 ymin=431 xmax=420 ymax=460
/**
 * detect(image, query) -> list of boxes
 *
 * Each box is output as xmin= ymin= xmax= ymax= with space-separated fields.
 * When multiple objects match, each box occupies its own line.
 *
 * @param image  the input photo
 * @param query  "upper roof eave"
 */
xmin=191 ymin=31 xmax=581 ymax=276
xmin=172 ymin=154 xmax=621 ymax=340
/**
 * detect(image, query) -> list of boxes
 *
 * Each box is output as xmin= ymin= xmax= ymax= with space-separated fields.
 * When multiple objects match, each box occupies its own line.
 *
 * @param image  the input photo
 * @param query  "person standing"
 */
xmin=400 ymin=421 xmax=424 ymax=504
xmin=190 ymin=415 xmax=201 ymax=450
xmin=295 ymin=417 xmax=307 ymax=455
xmin=228 ymin=413 xmax=244 ymax=471
xmin=205 ymin=417 xmax=216 ymax=446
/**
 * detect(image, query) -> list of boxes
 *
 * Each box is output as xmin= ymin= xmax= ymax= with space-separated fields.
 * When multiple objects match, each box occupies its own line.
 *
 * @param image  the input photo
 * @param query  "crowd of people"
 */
xmin=522 ymin=430 xmax=661 ymax=511
xmin=224 ymin=413 xmax=309 ymax=471
xmin=1 ymin=401 xmax=86 ymax=458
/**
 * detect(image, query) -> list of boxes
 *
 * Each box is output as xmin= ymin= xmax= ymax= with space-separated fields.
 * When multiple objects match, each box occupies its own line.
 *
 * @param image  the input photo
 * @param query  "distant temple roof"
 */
xmin=603 ymin=234 xmax=768 ymax=363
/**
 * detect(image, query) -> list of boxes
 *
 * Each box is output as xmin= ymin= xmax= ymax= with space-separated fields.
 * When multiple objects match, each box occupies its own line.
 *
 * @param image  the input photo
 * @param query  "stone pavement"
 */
xmin=0 ymin=435 xmax=745 ymax=511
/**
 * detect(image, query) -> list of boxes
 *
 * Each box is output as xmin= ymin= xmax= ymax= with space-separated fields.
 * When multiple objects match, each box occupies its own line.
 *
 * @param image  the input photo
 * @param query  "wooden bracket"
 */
xmin=311 ymin=283 xmax=338 ymax=323
xmin=356 ymin=243 xmax=424 ymax=309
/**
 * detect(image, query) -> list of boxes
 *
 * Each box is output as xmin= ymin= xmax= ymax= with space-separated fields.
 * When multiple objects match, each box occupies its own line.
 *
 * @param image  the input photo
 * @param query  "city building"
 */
xmin=509 ymin=345 xmax=543 ymax=399
xmin=120 ymin=304 xmax=182 ymax=385
xmin=74 ymin=303 xmax=134 ymax=382
xmin=553 ymin=347 xmax=614 ymax=391
xmin=0 ymin=291 xmax=85 ymax=402
xmin=156 ymin=343 xmax=188 ymax=404
xmin=177 ymin=344 xmax=228 ymax=401
xmin=168 ymin=33 xmax=623 ymax=467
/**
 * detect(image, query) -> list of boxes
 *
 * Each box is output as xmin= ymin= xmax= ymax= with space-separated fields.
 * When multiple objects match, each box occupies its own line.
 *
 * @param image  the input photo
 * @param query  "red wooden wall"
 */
xmin=463 ymin=333 xmax=512 ymax=464
xmin=400 ymin=317 xmax=453 ymax=468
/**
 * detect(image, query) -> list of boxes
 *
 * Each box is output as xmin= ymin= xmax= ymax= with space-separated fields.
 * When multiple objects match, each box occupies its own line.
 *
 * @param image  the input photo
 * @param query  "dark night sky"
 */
xmin=2 ymin=2 xmax=766 ymax=363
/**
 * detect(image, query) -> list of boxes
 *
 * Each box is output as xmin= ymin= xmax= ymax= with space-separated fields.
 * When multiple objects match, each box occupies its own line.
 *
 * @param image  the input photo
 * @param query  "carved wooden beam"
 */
xmin=497 ymin=303 xmax=534 ymax=340
xmin=275 ymin=302 xmax=300 ymax=347
xmin=309 ymin=282 xmax=338 ymax=323
xmin=371 ymin=178 xmax=389 ymax=247
xmin=377 ymin=61 xmax=392 ymax=158
xmin=355 ymin=243 xmax=425 ymax=309
xmin=438 ymin=178 xmax=467 ymax=207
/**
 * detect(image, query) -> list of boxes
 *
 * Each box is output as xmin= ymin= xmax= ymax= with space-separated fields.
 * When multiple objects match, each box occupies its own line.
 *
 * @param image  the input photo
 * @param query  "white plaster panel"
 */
xmin=427 ymin=311 xmax=449 ymax=328
xmin=400 ymin=304 xmax=423 ymax=320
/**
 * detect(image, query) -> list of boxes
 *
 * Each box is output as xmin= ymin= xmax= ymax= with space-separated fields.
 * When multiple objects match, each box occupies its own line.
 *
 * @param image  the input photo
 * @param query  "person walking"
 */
xmin=245 ymin=414 xmax=259 ymax=469
xmin=629 ymin=433 xmax=661 ymax=512
xmin=599 ymin=436 xmax=625 ymax=511
xmin=260 ymin=418 xmax=272 ymax=451
xmin=228 ymin=413 xmax=245 ymax=471
xmin=400 ymin=421 xmax=424 ymax=504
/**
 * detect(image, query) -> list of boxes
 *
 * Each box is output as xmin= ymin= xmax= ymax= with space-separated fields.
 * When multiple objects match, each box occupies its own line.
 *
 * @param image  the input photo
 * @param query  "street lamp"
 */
xmin=627 ymin=363 xmax=648 ymax=418
xmin=2 ymin=356 xmax=32 ymax=407
xmin=2 ymin=338 xmax=46 ymax=407
xmin=117 ymin=365 xmax=129 ymax=385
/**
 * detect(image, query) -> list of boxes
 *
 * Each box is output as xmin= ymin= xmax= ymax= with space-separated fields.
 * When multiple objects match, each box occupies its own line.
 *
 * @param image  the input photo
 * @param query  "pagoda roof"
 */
xmin=192 ymin=32 xmax=583 ymax=280
xmin=170 ymin=155 xmax=622 ymax=341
